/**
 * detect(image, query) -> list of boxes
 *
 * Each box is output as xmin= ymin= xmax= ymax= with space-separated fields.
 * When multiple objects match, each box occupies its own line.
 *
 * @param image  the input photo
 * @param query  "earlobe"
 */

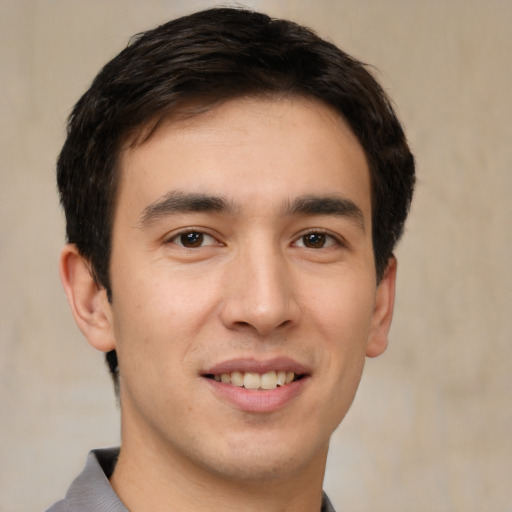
xmin=366 ymin=256 xmax=397 ymax=358
xmin=59 ymin=244 xmax=116 ymax=352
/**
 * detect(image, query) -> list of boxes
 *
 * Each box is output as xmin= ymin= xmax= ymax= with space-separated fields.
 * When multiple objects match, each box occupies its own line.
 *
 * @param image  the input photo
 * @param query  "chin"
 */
xmin=208 ymin=451 xmax=316 ymax=483
xmin=190 ymin=428 xmax=330 ymax=484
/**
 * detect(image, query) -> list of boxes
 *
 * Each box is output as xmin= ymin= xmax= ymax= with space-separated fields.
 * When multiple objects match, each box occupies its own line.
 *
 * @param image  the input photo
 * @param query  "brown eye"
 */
xmin=302 ymin=233 xmax=327 ymax=248
xmin=179 ymin=232 xmax=204 ymax=248
xmin=167 ymin=230 xmax=221 ymax=250
xmin=170 ymin=231 xmax=218 ymax=248
xmin=294 ymin=231 xmax=338 ymax=249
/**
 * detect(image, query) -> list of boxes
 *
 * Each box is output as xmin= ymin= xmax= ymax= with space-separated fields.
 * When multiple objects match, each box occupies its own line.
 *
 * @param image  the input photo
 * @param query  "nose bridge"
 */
xmin=221 ymin=235 xmax=298 ymax=335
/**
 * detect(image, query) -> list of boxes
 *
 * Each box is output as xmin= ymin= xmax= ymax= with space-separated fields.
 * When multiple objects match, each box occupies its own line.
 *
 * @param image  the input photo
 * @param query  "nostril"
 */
xmin=230 ymin=318 xmax=292 ymax=336
xmin=233 ymin=321 xmax=252 ymax=328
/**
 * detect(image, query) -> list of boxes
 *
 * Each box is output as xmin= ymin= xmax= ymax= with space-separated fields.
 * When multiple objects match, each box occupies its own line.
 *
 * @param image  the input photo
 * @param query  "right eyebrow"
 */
xmin=138 ymin=191 xmax=235 ymax=228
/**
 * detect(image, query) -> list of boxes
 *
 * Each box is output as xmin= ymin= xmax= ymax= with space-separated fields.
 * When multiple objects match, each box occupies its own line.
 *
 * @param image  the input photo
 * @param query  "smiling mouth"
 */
xmin=204 ymin=371 xmax=304 ymax=390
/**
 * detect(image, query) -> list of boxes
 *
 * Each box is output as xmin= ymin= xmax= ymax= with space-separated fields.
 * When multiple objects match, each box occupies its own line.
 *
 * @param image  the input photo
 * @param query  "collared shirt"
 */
xmin=45 ymin=448 xmax=336 ymax=511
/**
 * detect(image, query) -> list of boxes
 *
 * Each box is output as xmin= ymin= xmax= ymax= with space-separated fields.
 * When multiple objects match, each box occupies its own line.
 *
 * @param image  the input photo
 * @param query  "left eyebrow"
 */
xmin=285 ymin=194 xmax=365 ymax=231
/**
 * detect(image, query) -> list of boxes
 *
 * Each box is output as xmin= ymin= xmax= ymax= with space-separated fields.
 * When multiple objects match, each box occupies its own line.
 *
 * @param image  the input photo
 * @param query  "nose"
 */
xmin=219 ymin=243 xmax=300 ymax=337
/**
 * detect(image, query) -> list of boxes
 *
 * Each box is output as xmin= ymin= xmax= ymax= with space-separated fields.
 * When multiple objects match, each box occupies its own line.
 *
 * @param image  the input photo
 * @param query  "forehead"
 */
xmin=115 ymin=96 xmax=371 ymax=223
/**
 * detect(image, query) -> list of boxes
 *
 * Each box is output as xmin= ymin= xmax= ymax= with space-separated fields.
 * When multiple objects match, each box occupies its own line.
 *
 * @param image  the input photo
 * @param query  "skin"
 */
xmin=60 ymin=96 xmax=396 ymax=512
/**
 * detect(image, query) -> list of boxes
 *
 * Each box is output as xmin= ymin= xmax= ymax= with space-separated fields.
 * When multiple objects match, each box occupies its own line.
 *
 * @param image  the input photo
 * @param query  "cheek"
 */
xmin=306 ymin=273 xmax=376 ymax=342
xmin=114 ymin=260 xmax=215 ymax=317
xmin=305 ymin=272 xmax=376 ymax=418
xmin=109 ymin=267 xmax=221 ymax=366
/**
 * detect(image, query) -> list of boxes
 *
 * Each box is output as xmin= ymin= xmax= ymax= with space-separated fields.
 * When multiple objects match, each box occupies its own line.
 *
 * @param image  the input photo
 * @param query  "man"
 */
xmin=49 ymin=7 xmax=415 ymax=512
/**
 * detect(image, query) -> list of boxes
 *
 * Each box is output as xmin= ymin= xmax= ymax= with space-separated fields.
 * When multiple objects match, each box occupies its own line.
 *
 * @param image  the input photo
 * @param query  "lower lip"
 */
xmin=204 ymin=377 xmax=309 ymax=413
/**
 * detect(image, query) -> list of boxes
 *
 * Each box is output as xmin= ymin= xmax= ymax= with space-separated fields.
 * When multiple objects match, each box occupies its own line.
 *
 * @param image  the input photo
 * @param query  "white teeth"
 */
xmin=243 ymin=372 xmax=261 ymax=389
xmin=212 ymin=370 xmax=296 ymax=389
xmin=231 ymin=371 xmax=244 ymax=387
xmin=260 ymin=371 xmax=277 ymax=390
xmin=276 ymin=370 xmax=287 ymax=386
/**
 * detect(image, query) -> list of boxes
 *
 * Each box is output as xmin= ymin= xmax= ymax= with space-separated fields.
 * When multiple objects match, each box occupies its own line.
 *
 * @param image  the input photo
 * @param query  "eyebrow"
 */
xmin=138 ymin=191 xmax=235 ymax=227
xmin=138 ymin=191 xmax=365 ymax=231
xmin=286 ymin=195 xmax=365 ymax=231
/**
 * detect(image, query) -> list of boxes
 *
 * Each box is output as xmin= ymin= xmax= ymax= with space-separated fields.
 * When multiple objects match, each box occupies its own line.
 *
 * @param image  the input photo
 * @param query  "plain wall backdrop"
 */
xmin=1 ymin=1 xmax=511 ymax=511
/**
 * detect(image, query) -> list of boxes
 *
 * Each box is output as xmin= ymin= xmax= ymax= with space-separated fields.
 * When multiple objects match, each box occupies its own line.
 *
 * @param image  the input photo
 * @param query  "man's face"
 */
xmin=104 ymin=96 xmax=394 ymax=482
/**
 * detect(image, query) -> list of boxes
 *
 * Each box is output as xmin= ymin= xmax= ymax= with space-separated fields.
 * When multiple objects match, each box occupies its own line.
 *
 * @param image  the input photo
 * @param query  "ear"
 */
xmin=59 ymin=244 xmax=116 ymax=352
xmin=366 ymin=256 xmax=397 ymax=358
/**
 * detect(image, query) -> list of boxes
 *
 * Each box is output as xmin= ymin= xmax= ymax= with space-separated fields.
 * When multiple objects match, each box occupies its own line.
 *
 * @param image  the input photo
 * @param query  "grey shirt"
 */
xmin=45 ymin=448 xmax=336 ymax=512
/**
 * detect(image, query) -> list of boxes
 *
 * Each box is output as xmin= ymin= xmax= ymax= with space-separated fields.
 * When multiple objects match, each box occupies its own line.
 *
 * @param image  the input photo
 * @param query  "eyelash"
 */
xmin=166 ymin=230 xmax=219 ymax=248
xmin=293 ymin=229 xmax=343 ymax=249
xmin=166 ymin=228 xmax=343 ymax=250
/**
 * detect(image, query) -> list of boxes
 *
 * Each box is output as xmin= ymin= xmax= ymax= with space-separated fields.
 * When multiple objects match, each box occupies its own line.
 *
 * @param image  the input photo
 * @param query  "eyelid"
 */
xmin=165 ymin=228 xmax=222 ymax=247
xmin=292 ymin=228 xmax=346 ymax=248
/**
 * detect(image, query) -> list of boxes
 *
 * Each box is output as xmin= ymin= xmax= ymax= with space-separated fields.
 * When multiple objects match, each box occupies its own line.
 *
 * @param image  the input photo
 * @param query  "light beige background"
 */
xmin=1 ymin=1 xmax=511 ymax=511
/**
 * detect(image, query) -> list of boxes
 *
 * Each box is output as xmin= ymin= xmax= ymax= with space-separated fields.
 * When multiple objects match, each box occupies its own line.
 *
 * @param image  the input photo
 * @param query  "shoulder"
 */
xmin=322 ymin=492 xmax=337 ymax=512
xmin=43 ymin=448 xmax=123 ymax=512
xmin=44 ymin=499 xmax=71 ymax=512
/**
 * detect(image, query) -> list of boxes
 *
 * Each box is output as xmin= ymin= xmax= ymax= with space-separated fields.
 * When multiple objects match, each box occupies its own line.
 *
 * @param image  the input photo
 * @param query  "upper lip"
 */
xmin=203 ymin=356 xmax=310 ymax=376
